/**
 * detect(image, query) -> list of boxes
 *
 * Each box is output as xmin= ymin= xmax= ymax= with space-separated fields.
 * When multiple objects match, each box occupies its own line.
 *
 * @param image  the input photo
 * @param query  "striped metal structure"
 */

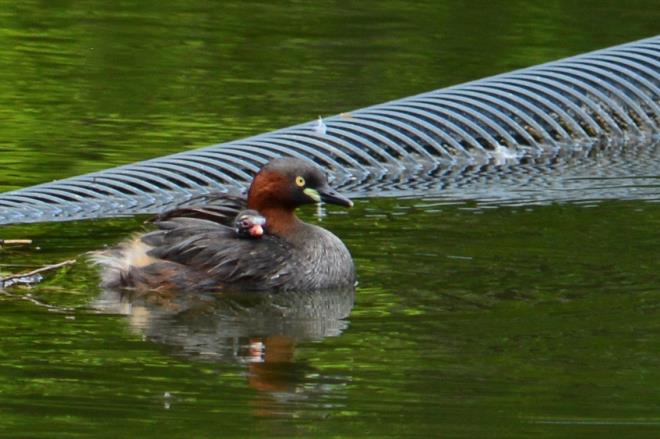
xmin=0 ymin=36 xmax=658 ymax=224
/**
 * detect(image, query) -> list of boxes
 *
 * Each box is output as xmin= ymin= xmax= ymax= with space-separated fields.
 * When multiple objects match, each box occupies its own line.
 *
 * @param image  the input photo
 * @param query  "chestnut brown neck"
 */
xmin=256 ymin=207 xmax=300 ymax=237
xmin=247 ymin=170 xmax=299 ymax=237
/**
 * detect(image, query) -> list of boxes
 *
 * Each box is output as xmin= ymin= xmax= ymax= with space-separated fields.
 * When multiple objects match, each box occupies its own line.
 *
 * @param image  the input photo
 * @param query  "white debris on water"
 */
xmin=491 ymin=144 xmax=520 ymax=165
xmin=314 ymin=115 xmax=327 ymax=136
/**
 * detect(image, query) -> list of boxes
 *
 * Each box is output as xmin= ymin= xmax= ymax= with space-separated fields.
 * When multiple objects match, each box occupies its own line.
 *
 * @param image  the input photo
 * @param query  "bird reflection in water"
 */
xmin=92 ymin=286 xmax=355 ymax=415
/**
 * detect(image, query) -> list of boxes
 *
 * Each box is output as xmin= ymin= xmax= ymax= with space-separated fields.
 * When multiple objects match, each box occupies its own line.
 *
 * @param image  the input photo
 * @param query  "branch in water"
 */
xmin=0 ymin=289 xmax=75 ymax=313
xmin=0 ymin=239 xmax=33 ymax=247
xmin=0 ymin=259 xmax=76 ymax=288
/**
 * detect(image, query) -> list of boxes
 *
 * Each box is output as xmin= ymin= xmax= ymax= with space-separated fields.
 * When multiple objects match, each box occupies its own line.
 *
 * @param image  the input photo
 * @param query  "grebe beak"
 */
xmin=317 ymin=186 xmax=353 ymax=208
xmin=249 ymin=224 xmax=264 ymax=237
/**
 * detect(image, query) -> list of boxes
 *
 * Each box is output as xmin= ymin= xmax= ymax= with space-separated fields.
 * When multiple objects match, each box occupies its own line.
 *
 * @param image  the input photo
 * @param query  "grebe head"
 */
xmin=247 ymin=157 xmax=352 ymax=211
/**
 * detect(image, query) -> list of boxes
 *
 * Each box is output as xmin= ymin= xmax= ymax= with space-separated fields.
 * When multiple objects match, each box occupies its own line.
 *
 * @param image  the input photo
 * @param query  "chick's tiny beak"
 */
xmin=249 ymin=224 xmax=264 ymax=237
xmin=318 ymin=186 xmax=353 ymax=208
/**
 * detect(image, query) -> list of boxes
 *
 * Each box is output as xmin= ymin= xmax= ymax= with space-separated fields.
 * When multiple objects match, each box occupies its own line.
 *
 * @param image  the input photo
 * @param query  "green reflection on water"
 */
xmin=1 ymin=0 xmax=658 ymax=192
xmin=2 ymin=200 xmax=660 ymax=437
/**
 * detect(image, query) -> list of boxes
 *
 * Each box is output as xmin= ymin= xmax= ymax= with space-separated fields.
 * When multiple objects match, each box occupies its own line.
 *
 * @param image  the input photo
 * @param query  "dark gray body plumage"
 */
xmin=103 ymin=195 xmax=355 ymax=292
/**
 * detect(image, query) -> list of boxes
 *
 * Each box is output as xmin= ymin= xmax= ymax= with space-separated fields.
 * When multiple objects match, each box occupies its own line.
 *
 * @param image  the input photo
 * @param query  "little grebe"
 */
xmin=93 ymin=158 xmax=355 ymax=292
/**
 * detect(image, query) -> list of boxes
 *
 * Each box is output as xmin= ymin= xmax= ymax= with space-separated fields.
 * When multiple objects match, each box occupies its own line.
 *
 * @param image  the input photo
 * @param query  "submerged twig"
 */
xmin=0 ymin=259 xmax=78 ymax=313
xmin=0 ymin=239 xmax=33 ymax=247
xmin=0 ymin=264 xmax=47 ymax=269
xmin=0 ymin=259 xmax=76 ymax=288
xmin=0 ymin=289 xmax=74 ymax=313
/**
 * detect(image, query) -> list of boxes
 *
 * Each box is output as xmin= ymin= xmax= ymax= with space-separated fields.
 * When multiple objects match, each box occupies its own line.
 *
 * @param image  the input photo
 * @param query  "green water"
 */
xmin=1 ymin=1 xmax=660 ymax=437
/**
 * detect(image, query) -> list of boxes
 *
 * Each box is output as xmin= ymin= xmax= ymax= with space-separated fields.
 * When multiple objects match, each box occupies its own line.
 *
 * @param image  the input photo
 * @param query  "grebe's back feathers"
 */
xmin=147 ymin=225 xmax=293 ymax=292
xmin=154 ymin=193 xmax=246 ymax=226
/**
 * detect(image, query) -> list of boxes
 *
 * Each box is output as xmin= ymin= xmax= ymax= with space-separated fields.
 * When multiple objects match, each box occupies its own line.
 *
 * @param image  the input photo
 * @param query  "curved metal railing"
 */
xmin=0 ymin=36 xmax=658 ymax=224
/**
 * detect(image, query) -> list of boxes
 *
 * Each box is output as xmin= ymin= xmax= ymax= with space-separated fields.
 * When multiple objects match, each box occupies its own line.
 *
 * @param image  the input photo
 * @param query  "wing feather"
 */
xmin=154 ymin=193 xmax=247 ymax=226
xmin=144 ymin=218 xmax=292 ymax=291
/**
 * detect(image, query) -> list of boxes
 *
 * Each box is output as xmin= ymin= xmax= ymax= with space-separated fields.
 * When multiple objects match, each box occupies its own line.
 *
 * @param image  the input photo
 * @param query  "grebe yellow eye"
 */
xmin=295 ymin=176 xmax=305 ymax=187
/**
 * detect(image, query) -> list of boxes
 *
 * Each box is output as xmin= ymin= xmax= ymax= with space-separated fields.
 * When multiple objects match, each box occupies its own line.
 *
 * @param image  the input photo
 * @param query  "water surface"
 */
xmin=3 ymin=200 xmax=660 ymax=438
